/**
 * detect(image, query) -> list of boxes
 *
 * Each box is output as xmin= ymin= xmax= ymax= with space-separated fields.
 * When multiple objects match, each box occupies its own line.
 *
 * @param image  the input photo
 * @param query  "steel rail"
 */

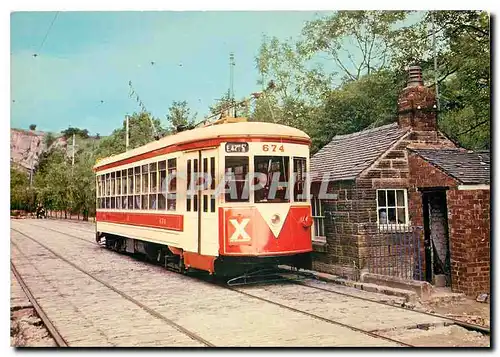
xmin=11 ymin=228 xmax=215 ymax=347
xmin=11 ymin=261 xmax=69 ymax=347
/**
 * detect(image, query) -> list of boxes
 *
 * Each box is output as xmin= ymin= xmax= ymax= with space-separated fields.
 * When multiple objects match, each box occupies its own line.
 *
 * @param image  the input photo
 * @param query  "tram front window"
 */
xmin=254 ymin=156 xmax=290 ymax=203
xmin=224 ymin=156 xmax=249 ymax=202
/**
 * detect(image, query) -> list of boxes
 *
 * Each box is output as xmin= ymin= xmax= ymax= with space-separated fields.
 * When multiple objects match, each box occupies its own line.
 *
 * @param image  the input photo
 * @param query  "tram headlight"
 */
xmin=271 ymin=214 xmax=281 ymax=226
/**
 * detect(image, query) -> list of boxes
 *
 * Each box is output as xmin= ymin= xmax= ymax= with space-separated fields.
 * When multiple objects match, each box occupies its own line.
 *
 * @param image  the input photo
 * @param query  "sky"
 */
xmin=10 ymin=11 xmax=333 ymax=136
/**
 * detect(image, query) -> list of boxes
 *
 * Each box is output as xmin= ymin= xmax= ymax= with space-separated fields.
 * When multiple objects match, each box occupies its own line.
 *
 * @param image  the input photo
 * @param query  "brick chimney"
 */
xmin=397 ymin=65 xmax=437 ymax=131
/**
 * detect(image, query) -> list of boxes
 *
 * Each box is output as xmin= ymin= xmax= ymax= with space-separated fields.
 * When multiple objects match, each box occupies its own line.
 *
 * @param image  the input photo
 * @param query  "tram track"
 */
xmin=12 ymin=222 xmax=490 ymax=342
xmin=11 ymin=228 xmax=214 ymax=347
xmin=11 ymin=261 xmax=68 ymax=347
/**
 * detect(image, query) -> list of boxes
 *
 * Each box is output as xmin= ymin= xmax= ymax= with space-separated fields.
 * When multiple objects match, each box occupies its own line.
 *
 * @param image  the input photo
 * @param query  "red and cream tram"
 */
xmin=93 ymin=118 xmax=313 ymax=276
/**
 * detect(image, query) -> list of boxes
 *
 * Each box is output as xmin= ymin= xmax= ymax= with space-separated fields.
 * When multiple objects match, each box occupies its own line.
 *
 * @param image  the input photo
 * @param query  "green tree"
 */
xmin=11 ymin=166 xmax=29 ymax=210
xmin=300 ymin=11 xmax=409 ymax=82
xmin=29 ymin=124 xmax=37 ymax=131
xmin=62 ymin=127 xmax=90 ymax=139
xmin=166 ymin=101 xmax=197 ymax=132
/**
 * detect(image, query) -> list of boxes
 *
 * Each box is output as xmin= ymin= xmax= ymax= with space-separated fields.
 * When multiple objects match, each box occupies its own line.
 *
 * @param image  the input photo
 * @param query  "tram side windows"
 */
xmin=121 ymin=169 xmax=128 ymax=209
xmin=149 ymin=163 xmax=157 ymax=210
xmin=128 ymin=168 xmax=134 ymax=210
xmin=105 ymin=173 xmax=111 ymax=209
xmin=141 ymin=164 xmax=149 ymax=210
xmin=116 ymin=171 xmax=122 ymax=209
xmin=225 ymin=156 xmax=249 ymax=202
xmin=158 ymin=160 xmax=167 ymax=210
xmin=98 ymin=175 xmax=104 ymax=209
xmin=293 ymin=157 xmax=307 ymax=202
xmin=167 ymin=158 xmax=177 ymax=211
xmin=254 ymin=156 xmax=290 ymax=203
xmin=134 ymin=166 xmax=141 ymax=209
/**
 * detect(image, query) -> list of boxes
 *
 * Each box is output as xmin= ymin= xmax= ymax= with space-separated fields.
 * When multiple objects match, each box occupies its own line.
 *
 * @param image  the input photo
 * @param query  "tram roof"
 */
xmin=94 ymin=121 xmax=310 ymax=170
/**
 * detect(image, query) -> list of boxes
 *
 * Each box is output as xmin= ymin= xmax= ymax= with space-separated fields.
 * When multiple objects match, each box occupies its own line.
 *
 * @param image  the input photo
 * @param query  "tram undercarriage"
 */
xmin=96 ymin=232 xmax=312 ymax=282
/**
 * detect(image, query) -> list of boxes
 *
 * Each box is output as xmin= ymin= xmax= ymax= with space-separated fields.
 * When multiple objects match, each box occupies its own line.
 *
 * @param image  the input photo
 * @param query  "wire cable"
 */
xmin=36 ymin=11 xmax=59 ymax=55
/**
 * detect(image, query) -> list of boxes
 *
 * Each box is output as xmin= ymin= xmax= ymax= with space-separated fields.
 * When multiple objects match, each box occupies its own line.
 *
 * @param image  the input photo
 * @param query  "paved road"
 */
xmin=9 ymin=219 xmax=462 ymax=347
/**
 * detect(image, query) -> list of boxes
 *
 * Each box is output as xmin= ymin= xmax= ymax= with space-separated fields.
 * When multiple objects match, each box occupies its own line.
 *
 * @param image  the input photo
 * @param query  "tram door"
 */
xmin=184 ymin=149 xmax=218 ymax=255
xmin=199 ymin=149 xmax=218 ymax=256
xmin=184 ymin=151 xmax=200 ymax=253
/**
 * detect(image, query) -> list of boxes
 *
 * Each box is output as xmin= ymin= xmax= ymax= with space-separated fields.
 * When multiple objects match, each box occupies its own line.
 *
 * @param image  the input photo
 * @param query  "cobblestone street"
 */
xmin=10 ymin=219 xmax=490 ymax=347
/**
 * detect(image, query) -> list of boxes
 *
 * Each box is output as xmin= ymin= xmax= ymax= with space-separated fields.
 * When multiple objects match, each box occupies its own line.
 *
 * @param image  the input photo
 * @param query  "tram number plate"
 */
xmin=225 ymin=142 xmax=249 ymax=153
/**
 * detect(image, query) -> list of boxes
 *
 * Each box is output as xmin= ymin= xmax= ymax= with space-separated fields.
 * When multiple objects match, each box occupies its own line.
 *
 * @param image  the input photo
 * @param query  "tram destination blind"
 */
xmin=225 ymin=142 xmax=249 ymax=153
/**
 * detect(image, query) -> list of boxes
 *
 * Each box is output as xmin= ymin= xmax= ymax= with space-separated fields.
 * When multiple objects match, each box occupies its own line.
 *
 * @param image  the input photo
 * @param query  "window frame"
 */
xmin=376 ymin=188 xmax=409 ymax=230
xmin=311 ymin=196 xmax=326 ymax=243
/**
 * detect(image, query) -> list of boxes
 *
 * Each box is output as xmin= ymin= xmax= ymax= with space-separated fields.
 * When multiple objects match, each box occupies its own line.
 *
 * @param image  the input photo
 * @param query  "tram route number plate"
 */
xmin=225 ymin=142 xmax=249 ymax=153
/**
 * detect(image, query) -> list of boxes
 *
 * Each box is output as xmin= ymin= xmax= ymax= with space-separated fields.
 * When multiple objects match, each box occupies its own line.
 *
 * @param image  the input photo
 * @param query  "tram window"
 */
xmin=116 ymin=171 xmax=122 ymax=196
xmin=193 ymin=194 xmax=198 ymax=212
xmin=134 ymin=195 xmax=141 ymax=209
xmin=149 ymin=194 xmax=157 ymax=209
xmin=293 ymin=157 xmax=307 ymax=202
xmin=141 ymin=194 xmax=148 ymax=210
xmin=168 ymin=158 xmax=177 ymax=192
xmin=142 ymin=172 xmax=149 ymax=194
xmin=203 ymin=194 xmax=208 ymax=212
xmin=122 ymin=196 xmax=128 ymax=209
xmin=167 ymin=193 xmax=176 ymax=211
xmin=168 ymin=158 xmax=177 ymax=210
xmin=150 ymin=168 xmax=157 ymax=193
xmin=158 ymin=193 xmax=166 ymax=210
xmin=159 ymin=160 xmax=166 ymax=171
xmin=203 ymin=158 xmax=208 ymax=189
xmin=117 ymin=195 xmax=122 ymax=209
xmin=128 ymin=196 xmax=133 ymax=210
xmin=186 ymin=197 xmax=191 ymax=211
xmin=121 ymin=170 xmax=127 ymax=195
xmin=254 ymin=156 xmax=290 ymax=203
xmin=106 ymin=173 xmax=110 ymax=197
xmin=187 ymin=160 xmax=192 ymax=193
xmin=224 ymin=156 xmax=249 ymax=202
xmin=110 ymin=172 xmax=115 ymax=198
xmin=210 ymin=157 xmax=215 ymax=190
xmin=111 ymin=196 xmax=116 ymax=209
xmin=106 ymin=197 xmax=110 ymax=209
xmin=134 ymin=167 xmax=141 ymax=194
xmin=128 ymin=169 xmax=134 ymax=194
xmin=210 ymin=197 xmax=216 ymax=212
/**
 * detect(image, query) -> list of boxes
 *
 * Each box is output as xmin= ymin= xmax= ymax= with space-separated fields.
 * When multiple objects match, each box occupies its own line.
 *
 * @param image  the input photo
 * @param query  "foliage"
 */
xmin=166 ymin=101 xmax=197 ymax=132
xmin=299 ymin=11 xmax=409 ymax=81
xmin=29 ymin=124 xmax=37 ymax=131
xmin=62 ymin=126 xmax=89 ymax=139
xmin=44 ymin=132 xmax=57 ymax=148
xmin=11 ymin=166 xmax=30 ymax=210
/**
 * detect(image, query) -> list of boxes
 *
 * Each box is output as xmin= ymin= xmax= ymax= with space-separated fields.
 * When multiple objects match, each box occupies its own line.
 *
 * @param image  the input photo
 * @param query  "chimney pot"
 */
xmin=407 ymin=65 xmax=423 ymax=87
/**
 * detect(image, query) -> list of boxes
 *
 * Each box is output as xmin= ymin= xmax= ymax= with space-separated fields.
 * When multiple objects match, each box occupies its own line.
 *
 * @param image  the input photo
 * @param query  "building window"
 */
xmin=311 ymin=197 xmax=325 ymax=243
xmin=377 ymin=189 xmax=409 ymax=228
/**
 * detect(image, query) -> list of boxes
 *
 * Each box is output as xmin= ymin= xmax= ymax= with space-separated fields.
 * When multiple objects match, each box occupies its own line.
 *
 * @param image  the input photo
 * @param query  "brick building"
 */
xmin=309 ymin=66 xmax=490 ymax=296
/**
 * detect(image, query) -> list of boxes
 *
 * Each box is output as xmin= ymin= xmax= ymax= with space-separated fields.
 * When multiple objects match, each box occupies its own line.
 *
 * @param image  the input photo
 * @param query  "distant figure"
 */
xmin=36 ymin=203 xmax=46 ymax=219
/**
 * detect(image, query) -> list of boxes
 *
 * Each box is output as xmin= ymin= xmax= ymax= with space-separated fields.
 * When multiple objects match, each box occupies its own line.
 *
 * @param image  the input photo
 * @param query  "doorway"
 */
xmin=421 ymin=189 xmax=451 ymax=286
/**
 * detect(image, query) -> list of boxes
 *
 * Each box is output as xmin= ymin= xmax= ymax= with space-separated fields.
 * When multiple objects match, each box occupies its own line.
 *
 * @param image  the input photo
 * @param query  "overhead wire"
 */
xmin=34 ymin=11 xmax=59 ymax=56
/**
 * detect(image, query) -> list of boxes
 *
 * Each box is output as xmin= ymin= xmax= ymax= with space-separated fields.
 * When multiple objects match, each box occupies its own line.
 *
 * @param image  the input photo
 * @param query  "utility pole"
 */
xmin=431 ymin=11 xmax=440 ymax=111
xmin=126 ymin=115 xmax=130 ymax=151
xmin=71 ymin=133 xmax=75 ymax=169
xmin=229 ymin=52 xmax=235 ymax=117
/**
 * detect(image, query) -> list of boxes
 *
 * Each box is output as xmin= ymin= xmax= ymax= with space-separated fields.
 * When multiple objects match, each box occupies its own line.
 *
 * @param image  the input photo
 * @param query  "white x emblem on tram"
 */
xmin=229 ymin=218 xmax=251 ymax=242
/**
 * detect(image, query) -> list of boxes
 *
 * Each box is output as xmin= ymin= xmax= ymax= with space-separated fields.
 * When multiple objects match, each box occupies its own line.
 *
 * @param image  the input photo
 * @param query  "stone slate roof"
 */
xmin=310 ymin=123 xmax=409 ymax=182
xmin=410 ymin=149 xmax=490 ymax=185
